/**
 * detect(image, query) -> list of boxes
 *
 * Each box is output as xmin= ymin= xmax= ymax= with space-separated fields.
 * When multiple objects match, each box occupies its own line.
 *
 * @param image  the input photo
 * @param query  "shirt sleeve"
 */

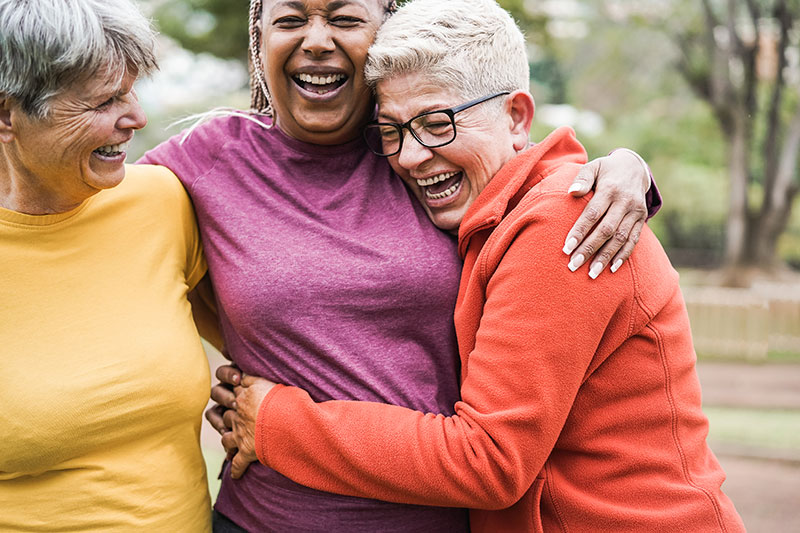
xmin=254 ymin=190 xmax=633 ymax=509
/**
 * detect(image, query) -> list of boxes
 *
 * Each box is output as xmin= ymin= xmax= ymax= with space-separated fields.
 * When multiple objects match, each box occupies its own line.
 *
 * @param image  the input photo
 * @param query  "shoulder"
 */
xmin=138 ymin=113 xmax=275 ymax=184
xmin=122 ymin=164 xmax=185 ymax=196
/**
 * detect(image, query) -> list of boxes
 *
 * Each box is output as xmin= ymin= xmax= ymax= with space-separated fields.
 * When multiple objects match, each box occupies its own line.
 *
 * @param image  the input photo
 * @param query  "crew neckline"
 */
xmin=0 ymin=195 xmax=95 ymax=228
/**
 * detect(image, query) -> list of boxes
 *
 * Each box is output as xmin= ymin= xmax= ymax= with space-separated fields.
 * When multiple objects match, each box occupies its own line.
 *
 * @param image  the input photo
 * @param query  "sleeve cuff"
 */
xmin=254 ymin=383 xmax=289 ymax=466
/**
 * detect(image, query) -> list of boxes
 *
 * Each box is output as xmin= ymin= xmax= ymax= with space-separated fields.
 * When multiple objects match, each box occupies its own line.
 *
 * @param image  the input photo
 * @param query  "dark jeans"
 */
xmin=212 ymin=510 xmax=249 ymax=533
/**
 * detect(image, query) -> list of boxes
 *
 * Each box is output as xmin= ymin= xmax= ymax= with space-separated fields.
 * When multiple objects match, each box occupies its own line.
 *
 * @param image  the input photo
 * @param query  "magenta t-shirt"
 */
xmin=139 ymin=116 xmax=468 ymax=532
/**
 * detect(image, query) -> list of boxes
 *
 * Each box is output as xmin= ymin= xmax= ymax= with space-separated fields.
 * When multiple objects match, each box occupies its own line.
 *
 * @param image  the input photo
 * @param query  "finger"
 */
xmin=584 ymin=211 xmax=639 ymax=279
xmin=210 ymin=383 xmax=237 ymax=409
xmin=610 ymin=219 xmax=645 ymax=273
xmin=231 ymin=453 xmax=250 ymax=480
xmin=564 ymin=195 xmax=611 ymax=260
xmin=568 ymin=203 xmax=626 ymax=273
xmin=216 ymin=364 xmax=242 ymax=386
xmin=221 ymin=431 xmax=239 ymax=456
xmin=205 ymin=404 xmax=228 ymax=434
xmin=240 ymin=374 xmax=265 ymax=387
xmin=568 ymin=159 xmax=601 ymax=197
xmin=222 ymin=409 xmax=238 ymax=431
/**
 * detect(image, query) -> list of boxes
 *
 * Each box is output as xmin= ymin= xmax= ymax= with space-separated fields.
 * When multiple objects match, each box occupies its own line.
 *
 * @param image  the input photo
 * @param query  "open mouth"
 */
xmin=92 ymin=141 xmax=130 ymax=159
xmin=293 ymin=73 xmax=348 ymax=95
xmin=417 ymin=171 xmax=463 ymax=200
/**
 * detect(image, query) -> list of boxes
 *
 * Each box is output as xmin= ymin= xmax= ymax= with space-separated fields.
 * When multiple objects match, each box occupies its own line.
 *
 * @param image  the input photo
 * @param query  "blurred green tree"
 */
xmin=141 ymin=0 xmax=249 ymax=60
xmin=671 ymin=0 xmax=800 ymax=280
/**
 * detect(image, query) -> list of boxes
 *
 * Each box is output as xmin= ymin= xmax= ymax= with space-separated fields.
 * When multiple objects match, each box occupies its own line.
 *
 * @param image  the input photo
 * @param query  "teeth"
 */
xmin=296 ymin=73 xmax=345 ymax=85
xmin=426 ymin=182 xmax=460 ymax=200
xmin=416 ymin=171 xmax=456 ymax=187
xmin=94 ymin=141 xmax=130 ymax=155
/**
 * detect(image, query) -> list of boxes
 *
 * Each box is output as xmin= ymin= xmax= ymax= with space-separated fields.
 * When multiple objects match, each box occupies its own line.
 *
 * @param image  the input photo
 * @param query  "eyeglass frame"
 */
xmin=363 ymin=91 xmax=511 ymax=157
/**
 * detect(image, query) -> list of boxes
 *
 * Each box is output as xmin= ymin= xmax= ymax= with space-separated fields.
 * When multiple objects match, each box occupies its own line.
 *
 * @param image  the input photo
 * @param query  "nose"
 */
xmin=117 ymin=90 xmax=147 ymax=131
xmin=302 ymin=16 xmax=335 ymax=56
xmin=395 ymin=130 xmax=434 ymax=171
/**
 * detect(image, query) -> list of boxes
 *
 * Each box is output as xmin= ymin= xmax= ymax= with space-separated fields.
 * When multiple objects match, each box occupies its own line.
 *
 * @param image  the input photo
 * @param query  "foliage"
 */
xmin=669 ymin=0 xmax=800 ymax=278
xmin=141 ymin=0 xmax=249 ymax=60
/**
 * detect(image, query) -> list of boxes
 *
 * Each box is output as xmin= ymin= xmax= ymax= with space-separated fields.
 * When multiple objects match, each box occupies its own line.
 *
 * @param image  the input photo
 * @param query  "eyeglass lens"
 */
xmin=365 ymin=111 xmax=455 ymax=156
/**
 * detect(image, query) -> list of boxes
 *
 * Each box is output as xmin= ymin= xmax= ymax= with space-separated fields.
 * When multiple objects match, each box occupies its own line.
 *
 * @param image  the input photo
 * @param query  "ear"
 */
xmin=505 ymin=90 xmax=535 ymax=153
xmin=0 ymin=96 xmax=14 ymax=143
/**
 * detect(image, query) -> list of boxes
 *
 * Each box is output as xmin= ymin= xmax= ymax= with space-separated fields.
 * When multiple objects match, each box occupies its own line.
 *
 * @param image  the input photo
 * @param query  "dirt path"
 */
xmin=697 ymin=361 xmax=800 ymax=533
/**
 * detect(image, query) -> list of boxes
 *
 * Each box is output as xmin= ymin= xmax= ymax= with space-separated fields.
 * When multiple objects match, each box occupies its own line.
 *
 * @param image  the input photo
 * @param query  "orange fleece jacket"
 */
xmin=255 ymin=127 xmax=745 ymax=532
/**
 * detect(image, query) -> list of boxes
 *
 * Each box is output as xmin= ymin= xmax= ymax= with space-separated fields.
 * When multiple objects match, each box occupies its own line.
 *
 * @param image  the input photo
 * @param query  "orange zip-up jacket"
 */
xmin=255 ymin=127 xmax=745 ymax=532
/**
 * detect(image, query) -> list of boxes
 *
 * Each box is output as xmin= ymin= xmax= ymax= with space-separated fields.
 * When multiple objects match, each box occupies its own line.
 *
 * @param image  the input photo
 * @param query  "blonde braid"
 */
xmin=248 ymin=0 xmax=273 ymax=116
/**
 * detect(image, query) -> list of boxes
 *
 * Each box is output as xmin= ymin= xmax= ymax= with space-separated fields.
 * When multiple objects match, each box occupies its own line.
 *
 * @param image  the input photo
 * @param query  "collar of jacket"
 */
xmin=457 ymin=126 xmax=586 ymax=258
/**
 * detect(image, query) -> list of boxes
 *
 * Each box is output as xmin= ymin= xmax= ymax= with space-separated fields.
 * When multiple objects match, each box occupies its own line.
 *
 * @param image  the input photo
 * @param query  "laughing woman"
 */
xmin=227 ymin=1 xmax=745 ymax=532
xmin=0 ymin=1 xmax=211 ymax=530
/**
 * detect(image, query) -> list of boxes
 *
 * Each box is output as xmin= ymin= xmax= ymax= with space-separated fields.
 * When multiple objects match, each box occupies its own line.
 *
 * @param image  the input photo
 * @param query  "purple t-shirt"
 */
xmin=139 ymin=116 xmax=468 ymax=532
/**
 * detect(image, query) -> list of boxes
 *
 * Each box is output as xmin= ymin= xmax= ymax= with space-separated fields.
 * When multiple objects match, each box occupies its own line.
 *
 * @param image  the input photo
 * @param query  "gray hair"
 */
xmin=0 ymin=0 xmax=158 ymax=119
xmin=365 ymin=0 xmax=529 ymax=106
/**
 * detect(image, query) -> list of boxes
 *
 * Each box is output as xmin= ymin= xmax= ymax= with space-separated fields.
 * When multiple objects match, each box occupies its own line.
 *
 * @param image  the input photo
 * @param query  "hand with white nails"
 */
xmin=562 ymin=149 xmax=651 ymax=278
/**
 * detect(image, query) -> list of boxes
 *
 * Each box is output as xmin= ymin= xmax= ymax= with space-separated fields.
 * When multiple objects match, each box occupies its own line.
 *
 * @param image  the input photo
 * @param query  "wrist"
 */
xmin=609 ymin=148 xmax=652 ymax=192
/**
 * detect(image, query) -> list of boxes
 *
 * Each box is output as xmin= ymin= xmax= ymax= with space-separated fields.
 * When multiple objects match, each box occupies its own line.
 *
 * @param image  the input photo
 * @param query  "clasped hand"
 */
xmin=206 ymin=365 xmax=275 ymax=479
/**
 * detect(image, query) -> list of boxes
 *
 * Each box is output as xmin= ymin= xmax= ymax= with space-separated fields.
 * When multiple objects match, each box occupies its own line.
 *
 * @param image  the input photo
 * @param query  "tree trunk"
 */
xmin=724 ymin=113 xmax=752 ymax=268
xmin=752 ymin=105 xmax=800 ymax=268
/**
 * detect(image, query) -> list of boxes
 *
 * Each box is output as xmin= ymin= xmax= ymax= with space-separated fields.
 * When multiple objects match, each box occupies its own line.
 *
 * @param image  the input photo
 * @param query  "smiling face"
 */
xmin=377 ymin=72 xmax=530 ymax=233
xmin=261 ymin=0 xmax=385 ymax=145
xmin=1 ymin=68 xmax=146 ymax=213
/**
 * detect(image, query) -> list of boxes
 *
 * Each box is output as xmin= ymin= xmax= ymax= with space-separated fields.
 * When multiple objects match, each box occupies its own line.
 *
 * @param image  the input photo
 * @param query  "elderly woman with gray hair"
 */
xmin=0 ymin=0 xmax=211 ymax=530
xmin=228 ymin=1 xmax=745 ymax=532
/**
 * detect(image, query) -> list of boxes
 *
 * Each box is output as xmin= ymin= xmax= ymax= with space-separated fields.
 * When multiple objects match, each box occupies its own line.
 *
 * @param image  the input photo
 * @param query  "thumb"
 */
xmin=568 ymin=159 xmax=600 ymax=196
xmin=230 ymin=452 xmax=249 ymax=480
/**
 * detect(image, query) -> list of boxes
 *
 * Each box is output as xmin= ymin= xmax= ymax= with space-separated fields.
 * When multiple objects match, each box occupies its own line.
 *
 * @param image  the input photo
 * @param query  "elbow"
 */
xmin=465 ymin=468 xmax=532 ymax=510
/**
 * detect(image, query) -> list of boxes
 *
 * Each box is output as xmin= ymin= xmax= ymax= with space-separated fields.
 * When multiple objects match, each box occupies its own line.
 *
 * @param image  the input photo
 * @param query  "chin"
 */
xmin=429 ymin=213 xmax=463 ymax=234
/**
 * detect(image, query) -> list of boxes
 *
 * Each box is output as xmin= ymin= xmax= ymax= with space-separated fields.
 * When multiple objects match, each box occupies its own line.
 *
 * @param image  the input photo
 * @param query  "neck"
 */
xmin=0 ymin=159 xmax=85 ymax=215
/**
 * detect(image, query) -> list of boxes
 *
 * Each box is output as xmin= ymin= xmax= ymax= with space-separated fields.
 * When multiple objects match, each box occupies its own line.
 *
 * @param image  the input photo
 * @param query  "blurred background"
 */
xmin=132 ymin=1 xmax=800 ymax=530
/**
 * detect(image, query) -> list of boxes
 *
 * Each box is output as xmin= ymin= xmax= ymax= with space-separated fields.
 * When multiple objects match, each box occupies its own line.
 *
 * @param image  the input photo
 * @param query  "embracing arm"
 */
xmin=244 ymin=193 xmax=628 ymax=509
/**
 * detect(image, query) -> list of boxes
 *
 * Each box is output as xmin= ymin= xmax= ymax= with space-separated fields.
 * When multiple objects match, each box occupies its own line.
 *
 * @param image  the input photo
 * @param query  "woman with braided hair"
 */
xmin=140 ymin=0 xmax=660 ymax=531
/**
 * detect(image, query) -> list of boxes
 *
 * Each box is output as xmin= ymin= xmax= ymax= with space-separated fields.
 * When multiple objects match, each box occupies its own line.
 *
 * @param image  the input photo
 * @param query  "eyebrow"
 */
xmin=272 ymin=0 xmax=361 ymax=11
xmin=378 ymin=103 xmax=450 ymax=123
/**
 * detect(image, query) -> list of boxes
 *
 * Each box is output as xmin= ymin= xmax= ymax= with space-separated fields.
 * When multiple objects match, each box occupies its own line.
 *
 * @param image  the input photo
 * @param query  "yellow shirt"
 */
xmin=0 ymin=165 xmax=211 ymax=532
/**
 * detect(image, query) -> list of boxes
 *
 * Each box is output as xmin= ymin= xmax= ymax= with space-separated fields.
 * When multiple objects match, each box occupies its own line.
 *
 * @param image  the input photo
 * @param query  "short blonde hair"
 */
xmin=364 ymin=0 xmax=529 ymax=102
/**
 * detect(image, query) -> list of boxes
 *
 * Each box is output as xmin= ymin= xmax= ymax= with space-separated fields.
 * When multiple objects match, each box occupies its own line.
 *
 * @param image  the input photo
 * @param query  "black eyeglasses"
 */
xmin=363 ymin=91 xmax=510 ymax=157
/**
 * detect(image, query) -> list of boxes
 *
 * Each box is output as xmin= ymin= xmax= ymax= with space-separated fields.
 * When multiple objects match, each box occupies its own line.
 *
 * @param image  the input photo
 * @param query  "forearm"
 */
xmin=256 ymin=384 xmax=558 ymax=509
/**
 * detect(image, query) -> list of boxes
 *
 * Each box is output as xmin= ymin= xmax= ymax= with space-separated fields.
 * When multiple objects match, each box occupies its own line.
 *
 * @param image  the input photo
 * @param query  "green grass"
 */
xmin=705 ymin=406 xmax=800 ymax=450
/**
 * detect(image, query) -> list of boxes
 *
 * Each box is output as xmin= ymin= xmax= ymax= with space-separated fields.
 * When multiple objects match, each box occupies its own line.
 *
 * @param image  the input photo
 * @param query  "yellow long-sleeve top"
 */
xmin=0 ymin=165 xmax=211 ymax=532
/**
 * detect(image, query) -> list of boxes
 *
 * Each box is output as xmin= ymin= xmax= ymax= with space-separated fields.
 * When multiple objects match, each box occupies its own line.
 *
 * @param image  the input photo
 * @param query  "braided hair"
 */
xmin=247 ymin=0 xmax=398 ymax=115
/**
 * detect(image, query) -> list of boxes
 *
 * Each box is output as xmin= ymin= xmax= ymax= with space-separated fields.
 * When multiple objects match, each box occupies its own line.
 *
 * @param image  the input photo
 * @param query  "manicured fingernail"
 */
xmin=589 ymin=262 xmax=603 ymax=279
xmin=568 ymin=254 xmax=585 ymax=272
xmin=610 ymin=259 xmax=623 ymax=273
xmin=568 ymin=183 xmax=583 ymax=194
xmin=563 ymin=237 xmax=578 ymax=255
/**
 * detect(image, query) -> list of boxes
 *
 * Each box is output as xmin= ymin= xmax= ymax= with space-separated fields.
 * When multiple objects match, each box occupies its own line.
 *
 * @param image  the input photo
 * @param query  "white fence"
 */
xmin=682 ymin=282 xmax=800 ymax=360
